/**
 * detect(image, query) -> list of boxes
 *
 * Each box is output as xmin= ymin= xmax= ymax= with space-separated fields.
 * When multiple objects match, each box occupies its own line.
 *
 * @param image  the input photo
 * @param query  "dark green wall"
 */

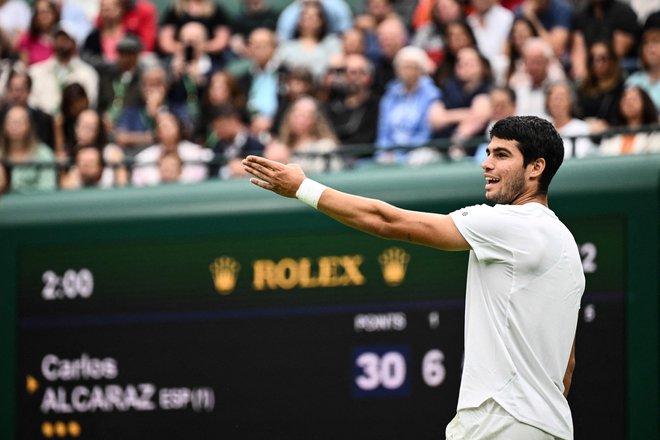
xmin=0 ymin=155 xmax=658 ymax=439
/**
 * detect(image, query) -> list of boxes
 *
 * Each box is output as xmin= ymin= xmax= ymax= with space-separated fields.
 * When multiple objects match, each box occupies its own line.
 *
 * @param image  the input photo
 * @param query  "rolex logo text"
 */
xmin=253 ymin=255 xmax=365 ymax=290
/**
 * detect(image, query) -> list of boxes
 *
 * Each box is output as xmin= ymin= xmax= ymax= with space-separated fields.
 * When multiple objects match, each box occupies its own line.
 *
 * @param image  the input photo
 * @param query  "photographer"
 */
xmin=168 ymin=21 xmax=216 ymax=135
xmin=158 ymin=0 xmax=231 ymax=63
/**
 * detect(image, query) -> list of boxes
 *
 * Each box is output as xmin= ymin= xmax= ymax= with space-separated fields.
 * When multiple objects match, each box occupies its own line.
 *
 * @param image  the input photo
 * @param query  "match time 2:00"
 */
xmin=352 ymin=346 xmax=446 ymax=398
xmin=41 ymin=269 xmax=94 ymax=300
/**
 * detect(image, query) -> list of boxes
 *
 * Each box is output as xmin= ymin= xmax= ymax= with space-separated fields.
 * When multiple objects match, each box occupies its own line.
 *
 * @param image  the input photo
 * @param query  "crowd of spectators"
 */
xmin=0 ymin=0 xmax=659 ymax=194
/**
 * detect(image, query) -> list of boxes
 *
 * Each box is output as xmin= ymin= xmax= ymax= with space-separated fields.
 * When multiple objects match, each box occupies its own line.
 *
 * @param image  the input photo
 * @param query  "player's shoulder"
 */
xmin=451 ymin=204 xmax=491 ymax=222
xmin=453 ymin=203 xmax=549 ymax=217
xmin=452 ymin=203 xmax=562 ymax=230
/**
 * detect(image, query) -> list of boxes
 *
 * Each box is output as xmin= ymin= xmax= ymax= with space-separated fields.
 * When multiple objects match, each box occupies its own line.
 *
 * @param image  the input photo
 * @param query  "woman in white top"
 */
xmin=545 ymin=80 xmax=595 ymax=159
xmin=131 ymin=111 xmax=210 ymax=186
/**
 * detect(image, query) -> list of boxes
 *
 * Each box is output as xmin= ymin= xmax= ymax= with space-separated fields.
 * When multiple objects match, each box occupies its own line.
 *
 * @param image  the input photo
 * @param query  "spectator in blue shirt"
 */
xmin=376 ymin=46 xmax=441 ymax=163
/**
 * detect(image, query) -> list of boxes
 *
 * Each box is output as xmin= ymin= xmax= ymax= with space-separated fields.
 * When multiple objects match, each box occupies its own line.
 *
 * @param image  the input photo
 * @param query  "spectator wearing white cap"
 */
xmin=28 ymin=21 xmax=99 ymax=115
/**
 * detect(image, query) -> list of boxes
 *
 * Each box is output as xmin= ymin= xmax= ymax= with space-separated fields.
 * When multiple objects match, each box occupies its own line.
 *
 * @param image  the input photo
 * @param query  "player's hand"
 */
xmin=242 ymin=155 xmax=306 ymax=198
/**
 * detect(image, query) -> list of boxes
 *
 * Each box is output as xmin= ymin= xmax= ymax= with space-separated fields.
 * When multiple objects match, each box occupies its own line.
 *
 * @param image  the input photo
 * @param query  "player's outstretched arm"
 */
xmin=242 ymin=156 xmax=470 ymax=251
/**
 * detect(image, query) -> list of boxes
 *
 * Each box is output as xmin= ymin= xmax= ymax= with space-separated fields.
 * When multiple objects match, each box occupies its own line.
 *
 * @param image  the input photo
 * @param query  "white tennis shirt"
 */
xmin=450 ymin=203 xmax=585 ymax=440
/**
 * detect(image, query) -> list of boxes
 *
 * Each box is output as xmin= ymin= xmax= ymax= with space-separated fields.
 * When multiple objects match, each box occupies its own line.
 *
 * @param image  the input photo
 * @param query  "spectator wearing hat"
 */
xmin=97 ymin=33 xmax=143 ymax=125
xmin=625 ymin=14 xmax=660 ymax=112
xmin=28 ymin=21 xmax=99 ymax=115
xmin=208 ymin=105 xmax=265 ymax=179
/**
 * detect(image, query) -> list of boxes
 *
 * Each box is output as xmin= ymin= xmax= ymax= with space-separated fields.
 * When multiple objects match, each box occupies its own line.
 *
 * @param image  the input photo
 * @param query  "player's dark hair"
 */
xmin=490 ymin=116 xmax=564 ymax=195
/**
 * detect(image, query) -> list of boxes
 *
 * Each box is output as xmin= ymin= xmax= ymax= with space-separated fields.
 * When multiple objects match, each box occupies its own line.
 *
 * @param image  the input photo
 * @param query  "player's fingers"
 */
xmin=244 ymin=155 xmax=282 ymax=171
xmin=249 ymin=178 xmax=273 ymax=190
xmin=244 ymin=165 xmax=271 ymax=183
xmin=244 ymin=160 xmax=273 ymax=178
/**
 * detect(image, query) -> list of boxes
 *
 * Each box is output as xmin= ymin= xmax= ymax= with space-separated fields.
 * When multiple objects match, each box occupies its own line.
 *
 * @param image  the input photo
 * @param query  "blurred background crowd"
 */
xmin=0 ymin=0 xmax=658 ymax=194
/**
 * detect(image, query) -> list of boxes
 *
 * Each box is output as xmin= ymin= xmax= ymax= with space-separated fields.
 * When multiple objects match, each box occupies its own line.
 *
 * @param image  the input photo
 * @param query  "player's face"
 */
xmin=481 ymin=137 xmax=527 ymax=205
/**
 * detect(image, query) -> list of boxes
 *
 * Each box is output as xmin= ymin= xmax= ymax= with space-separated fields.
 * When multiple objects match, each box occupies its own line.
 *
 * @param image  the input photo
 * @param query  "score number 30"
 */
xmin=353 ymin=348 xmax=446 ymax=397
xmin=42 ymin=269 xmax=94 ymax=300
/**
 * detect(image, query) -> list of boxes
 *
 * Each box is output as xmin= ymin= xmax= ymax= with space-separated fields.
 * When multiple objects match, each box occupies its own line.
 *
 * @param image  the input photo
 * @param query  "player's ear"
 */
xmin=528 ymin=158 xmax=545 ymax=179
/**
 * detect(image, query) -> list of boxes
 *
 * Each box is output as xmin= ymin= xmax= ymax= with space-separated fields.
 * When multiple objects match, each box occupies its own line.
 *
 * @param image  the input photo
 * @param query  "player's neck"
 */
xmin=511 ymin=190 xmax=548 ymax=207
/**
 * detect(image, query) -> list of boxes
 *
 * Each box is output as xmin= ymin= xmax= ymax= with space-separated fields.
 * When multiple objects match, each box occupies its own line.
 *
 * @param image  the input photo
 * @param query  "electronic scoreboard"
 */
xmin=1 ymin=155 xmax=658 ymax=439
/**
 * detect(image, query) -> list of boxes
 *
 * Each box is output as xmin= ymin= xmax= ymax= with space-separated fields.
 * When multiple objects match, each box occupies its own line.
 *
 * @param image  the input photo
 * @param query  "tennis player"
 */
xmin=243 ymin=115 xmax=584 ymax=440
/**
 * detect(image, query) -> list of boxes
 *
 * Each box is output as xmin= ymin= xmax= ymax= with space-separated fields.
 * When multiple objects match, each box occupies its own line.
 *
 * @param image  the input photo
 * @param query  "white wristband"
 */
xmin=296 ymin=178 xmax=327 ymax=209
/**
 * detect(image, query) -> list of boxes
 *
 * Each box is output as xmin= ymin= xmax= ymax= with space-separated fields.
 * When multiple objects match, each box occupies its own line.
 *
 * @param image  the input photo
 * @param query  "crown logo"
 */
xmin=209 ymin=256 xmax=241 ymax=294
xmin=379 ymin=247 xmax=410 ymax=287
